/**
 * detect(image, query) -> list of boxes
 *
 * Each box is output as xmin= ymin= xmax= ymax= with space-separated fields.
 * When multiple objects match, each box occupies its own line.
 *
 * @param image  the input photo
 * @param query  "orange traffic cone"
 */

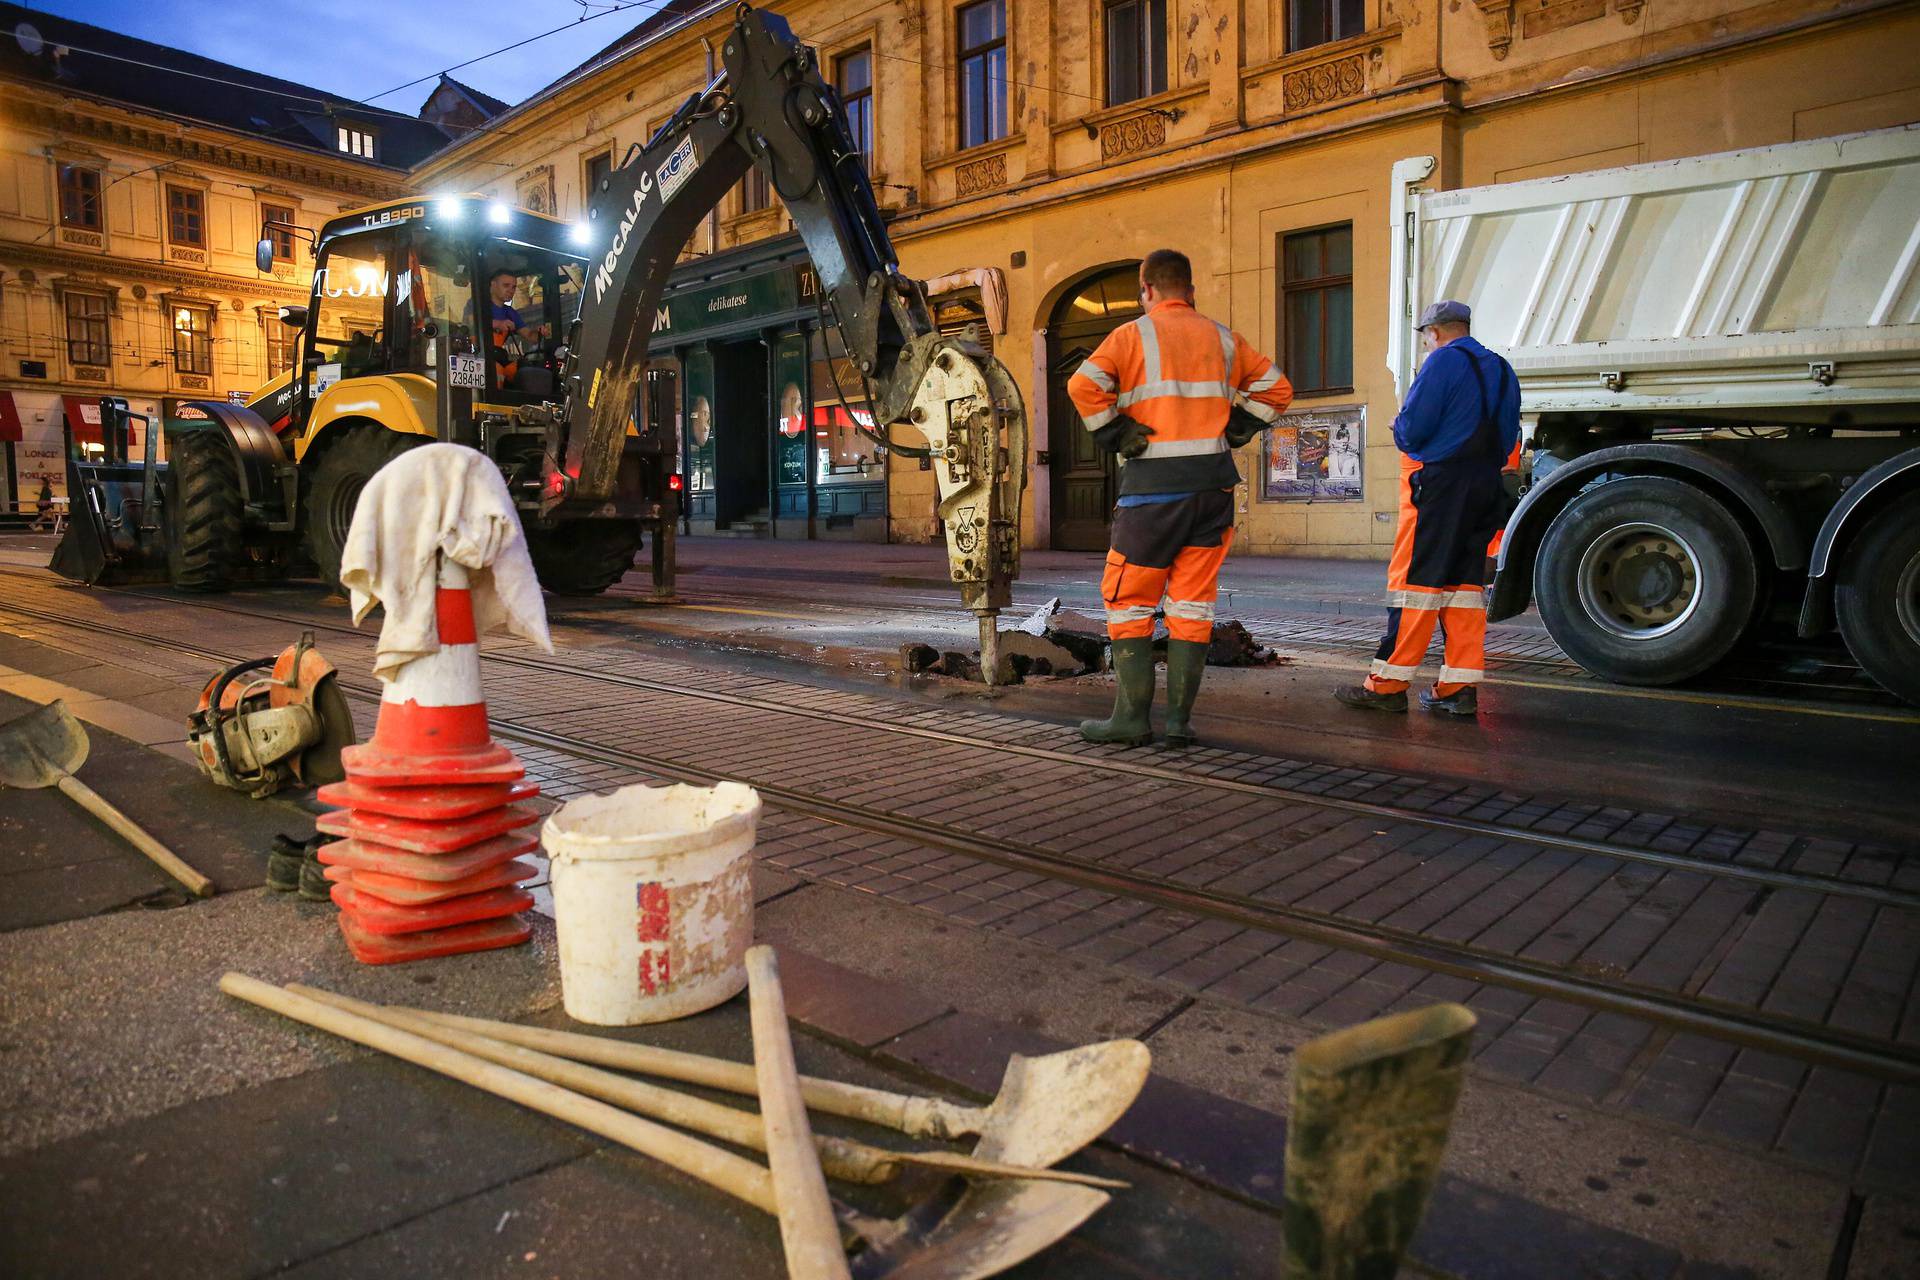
xmin=319 ymin=557 xmax=537 ymax=965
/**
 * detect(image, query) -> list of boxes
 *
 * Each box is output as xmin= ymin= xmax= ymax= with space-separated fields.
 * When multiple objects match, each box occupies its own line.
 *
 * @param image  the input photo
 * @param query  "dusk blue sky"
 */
xmin=16 ymin=0 xmax=670 ymax=112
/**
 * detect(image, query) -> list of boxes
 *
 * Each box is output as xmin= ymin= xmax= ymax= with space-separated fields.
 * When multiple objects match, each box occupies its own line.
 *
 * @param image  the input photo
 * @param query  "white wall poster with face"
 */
xmin=1262 ymin=405 xmax=1365 ymax=502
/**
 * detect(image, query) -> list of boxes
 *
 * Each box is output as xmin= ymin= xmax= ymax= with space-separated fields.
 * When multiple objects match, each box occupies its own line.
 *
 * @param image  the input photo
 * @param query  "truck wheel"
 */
xmin=305 ymin=428 xmax=425 ymax=589
xmin=165 ymin=429 xmax=243 ymax=593
xmin=524 ymin=521 xmax=643 ymax=596
xmin=1534 ymin=476 xmax=1757 ymax=685
xmin=1833 ymin=502 xmax=1920 ymax=706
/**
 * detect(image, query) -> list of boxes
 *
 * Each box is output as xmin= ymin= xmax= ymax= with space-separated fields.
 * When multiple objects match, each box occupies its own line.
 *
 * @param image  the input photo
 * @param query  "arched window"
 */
xmin=1054 ymin=265 xmax=1144 ymax=329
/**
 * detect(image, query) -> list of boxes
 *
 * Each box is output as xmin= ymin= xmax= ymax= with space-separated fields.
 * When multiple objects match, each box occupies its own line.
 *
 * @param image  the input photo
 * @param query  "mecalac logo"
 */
xmin=656 ymin=136 xmax=697 ymax=201
xmin=591 ymin=170 xmax=656 ymax=306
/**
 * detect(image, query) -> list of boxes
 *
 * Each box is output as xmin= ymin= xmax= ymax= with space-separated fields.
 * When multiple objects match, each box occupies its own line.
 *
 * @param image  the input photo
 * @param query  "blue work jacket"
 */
xmin=1392 ymin=336 xmax=1521 ymax=463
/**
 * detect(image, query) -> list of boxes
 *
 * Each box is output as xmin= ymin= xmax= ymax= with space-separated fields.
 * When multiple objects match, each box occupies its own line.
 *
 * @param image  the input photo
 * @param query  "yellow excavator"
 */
xmin=56 ymin=4 xmax=1025 ymax=666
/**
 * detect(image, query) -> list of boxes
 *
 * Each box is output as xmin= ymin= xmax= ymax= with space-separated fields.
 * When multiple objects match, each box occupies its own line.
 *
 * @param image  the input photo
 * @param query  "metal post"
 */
xmin=1282 ymin=1003 xmax=1477 ymax=1280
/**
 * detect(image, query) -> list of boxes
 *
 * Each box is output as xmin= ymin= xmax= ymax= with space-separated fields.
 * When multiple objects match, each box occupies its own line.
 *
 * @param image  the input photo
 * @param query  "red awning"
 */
xmin=61 ymin=396 xmax=103 ymax=443
xmin=0 ymin=393 xmax=21 ymax=443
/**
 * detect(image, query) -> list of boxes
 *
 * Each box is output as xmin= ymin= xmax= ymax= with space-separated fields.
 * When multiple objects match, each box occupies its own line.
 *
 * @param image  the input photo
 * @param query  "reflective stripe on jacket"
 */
xmin=1067 ymin=299 xmax=1294 ymax=495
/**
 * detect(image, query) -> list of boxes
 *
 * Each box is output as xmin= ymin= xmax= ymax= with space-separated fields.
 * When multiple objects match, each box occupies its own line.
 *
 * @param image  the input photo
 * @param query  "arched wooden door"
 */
xmin=1047 ymin=264 xmax=1142 ymax=551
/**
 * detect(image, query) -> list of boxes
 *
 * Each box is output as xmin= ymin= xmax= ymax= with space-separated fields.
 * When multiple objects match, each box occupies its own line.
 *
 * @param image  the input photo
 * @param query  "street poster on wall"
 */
xmin=1262 ymin=404 xmax=1364 ymax=502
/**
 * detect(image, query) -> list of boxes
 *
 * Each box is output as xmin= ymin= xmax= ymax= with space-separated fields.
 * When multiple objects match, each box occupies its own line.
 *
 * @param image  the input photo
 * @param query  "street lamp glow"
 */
xmin=434 ymin=198 xmax=463 ymax=221
xmin=568 ymin=222 xmax=592 ymax=247
xmin=487 ymin=202 xmax=511 ymax=226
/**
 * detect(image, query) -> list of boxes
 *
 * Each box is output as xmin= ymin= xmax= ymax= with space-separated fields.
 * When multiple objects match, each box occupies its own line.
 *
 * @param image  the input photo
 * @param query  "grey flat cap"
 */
xmin=1416 ymin=299 xmax=1471 ymax=329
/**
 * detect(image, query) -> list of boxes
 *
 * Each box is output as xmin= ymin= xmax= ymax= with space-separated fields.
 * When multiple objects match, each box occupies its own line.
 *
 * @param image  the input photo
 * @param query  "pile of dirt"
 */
xmin=900 ymin=607 xmax=1285 ymax=684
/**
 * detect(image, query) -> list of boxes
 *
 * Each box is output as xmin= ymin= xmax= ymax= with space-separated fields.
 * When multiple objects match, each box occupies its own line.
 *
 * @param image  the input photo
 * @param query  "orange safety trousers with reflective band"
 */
xmin=1103 ymin=491 xmax=1236 ymax=643
xmin=1366 ymin=454 xmax=1503 ymax=696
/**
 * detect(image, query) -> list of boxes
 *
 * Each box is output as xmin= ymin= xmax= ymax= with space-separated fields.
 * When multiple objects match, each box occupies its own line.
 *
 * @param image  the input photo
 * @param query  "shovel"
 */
xmin=286 ymin=985 xmax=1122 ymax=1189
xmin=0 ymin=701 xmax=213 ymax=898
xmin=222 ymin=973 xmax=1108 ymax=1280
xmin=402 ymin=1006 xmax=1151 ymax=1169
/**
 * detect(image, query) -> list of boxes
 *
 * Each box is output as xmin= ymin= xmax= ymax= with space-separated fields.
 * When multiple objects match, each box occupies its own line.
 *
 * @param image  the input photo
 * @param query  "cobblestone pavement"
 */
xmin=1 ymin=566 xmax=1914 ymax=1201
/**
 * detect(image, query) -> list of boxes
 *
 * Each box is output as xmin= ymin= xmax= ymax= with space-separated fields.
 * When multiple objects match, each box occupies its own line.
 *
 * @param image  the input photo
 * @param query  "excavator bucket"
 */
xmin=49 ymin=402 xmax=171 ymax=587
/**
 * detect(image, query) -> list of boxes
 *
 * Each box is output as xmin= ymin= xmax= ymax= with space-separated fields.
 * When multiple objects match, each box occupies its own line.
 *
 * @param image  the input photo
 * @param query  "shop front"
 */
xmin=652 ymin=238 xmax=887 ymax=542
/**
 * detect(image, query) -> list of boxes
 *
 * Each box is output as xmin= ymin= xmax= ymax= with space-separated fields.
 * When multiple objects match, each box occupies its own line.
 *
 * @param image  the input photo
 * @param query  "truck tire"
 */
xmin=1534 ymin=476 xmax=1757 ymax=685
xmin=1833 ymin=502 xmax=1920 ymax=706
xmin=524 ymin=521 xmax=643 ymax=596
xmin=305 ymin=428 xmax=425 ymax=589
xmin=164 ymin=429 xmax=244 ymax=593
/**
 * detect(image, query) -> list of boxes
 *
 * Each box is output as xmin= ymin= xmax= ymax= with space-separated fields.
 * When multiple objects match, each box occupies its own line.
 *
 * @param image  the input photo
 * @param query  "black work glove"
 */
xmin=1224 ymin=403 xmax=1266 ymax=448
xmin=1091 ymin=413 xmax=1155 ymax=459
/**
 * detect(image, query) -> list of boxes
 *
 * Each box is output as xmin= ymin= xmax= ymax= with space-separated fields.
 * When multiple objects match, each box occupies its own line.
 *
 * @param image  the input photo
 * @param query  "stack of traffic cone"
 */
xmin=316 ymin=559 xmax=539 ymax=964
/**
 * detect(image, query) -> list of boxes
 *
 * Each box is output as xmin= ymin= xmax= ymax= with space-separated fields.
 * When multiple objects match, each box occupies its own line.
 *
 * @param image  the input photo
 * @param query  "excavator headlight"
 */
xmin=487 ymin=202 xmax=511 ymax=226
xmin=569 ymin=223 xmax=592 ymax=247
xmin=434 ymin=198 xmax=462 ymax=222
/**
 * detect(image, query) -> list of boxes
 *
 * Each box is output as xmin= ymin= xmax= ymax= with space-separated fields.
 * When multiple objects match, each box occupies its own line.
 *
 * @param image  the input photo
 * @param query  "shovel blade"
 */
xmin=0 ymin=700 xmax=89 ymax=789
xmin=972 ymin=1040 xmax=1151 ymax=1169
xmin=851 ymin=1180 xmax=1108 ymax=1280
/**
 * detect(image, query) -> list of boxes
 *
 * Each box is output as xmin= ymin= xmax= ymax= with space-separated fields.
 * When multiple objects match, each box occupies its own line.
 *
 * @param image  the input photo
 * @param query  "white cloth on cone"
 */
xmin=340 ymin=442 xmax=553 ymax=681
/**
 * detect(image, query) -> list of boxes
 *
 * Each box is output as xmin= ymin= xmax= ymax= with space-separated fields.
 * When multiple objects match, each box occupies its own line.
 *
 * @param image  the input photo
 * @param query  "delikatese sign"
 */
xmin=650 ymin=265 xmax=819 ymax=337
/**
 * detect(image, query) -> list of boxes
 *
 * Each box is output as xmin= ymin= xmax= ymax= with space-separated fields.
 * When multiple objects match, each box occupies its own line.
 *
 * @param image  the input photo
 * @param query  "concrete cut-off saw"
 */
xmin=189 ymin=632 xmax=355 ymax=798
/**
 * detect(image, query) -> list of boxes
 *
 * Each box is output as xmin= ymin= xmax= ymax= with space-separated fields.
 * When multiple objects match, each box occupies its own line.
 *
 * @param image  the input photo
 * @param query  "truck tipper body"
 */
xmin=1390 ymin=126 xmax=1920 ymax=704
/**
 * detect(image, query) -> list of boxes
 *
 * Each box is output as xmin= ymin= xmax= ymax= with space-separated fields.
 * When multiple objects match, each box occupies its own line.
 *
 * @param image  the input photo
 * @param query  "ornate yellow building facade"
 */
xmin=0 ymin=4 xmax=439 ymax=511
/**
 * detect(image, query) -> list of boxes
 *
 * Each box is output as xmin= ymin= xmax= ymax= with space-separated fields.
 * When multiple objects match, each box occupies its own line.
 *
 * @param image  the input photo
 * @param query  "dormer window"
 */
xmin=337 ymin=125 xmax=377 ymax=159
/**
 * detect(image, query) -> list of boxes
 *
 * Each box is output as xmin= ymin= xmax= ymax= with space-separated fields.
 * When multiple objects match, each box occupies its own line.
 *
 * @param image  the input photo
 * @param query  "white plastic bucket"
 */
xmin=543 ymin=780 xmax=762 ymax=1026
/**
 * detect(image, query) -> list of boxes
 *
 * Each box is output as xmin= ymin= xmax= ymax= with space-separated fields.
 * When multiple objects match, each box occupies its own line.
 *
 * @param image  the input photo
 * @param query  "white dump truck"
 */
xmin=1390 ymin=126 xmax=1920 ymax=704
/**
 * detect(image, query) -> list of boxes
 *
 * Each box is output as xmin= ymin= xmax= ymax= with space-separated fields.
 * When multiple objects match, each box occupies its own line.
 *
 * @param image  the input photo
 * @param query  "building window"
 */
xmin=64 ymin=293 xmax=111 ymax=366
xmin=1288 ymin=0 xmax=1365 ymax=53
xmin=1105 ymin=0 xmax=1166 ymax=106
xmin=737 ymin=165 xmax=771 ymax=215
xmin=261 ymin=204 xmax=296 ymax=264
xmin=337 ymin=126 xmax=377 ymax=159
xmin=1281 ymin=224 xmax=1353 ymax=394
xmin=584 ymin=151 xmax=613 ymax=210
xmin=957 ymin=0 xmax=1008 ymax=150
xmin=173 ymin=304 xmax=213 ymax=377
xmin=166 ymin=186 xmax=204 ymax=247
xmin=59 ymin=164 xmax=102 ymax=229
xmin=836 ymin=47 xmax=873 ymax=171
xmin=264 ymin=315 xmax=296 ymax=377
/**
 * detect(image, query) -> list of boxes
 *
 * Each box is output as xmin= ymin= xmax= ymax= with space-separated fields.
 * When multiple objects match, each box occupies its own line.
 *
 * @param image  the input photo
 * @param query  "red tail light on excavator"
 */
xmin=668 ymin=474 xmax=683 ymax=492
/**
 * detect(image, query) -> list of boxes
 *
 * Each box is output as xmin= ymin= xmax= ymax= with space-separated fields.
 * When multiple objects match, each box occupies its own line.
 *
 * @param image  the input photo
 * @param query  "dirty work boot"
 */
xmin=1080 ymin=637 xmax=1156 ymax=747
xmin=266 ymin=834 xmax=305 ymax=893
xmin=298 ymin=836 xmax=337 ymax=903
xmin=1161 ymin=639 xmax=1209 ymax=749
xmin=1333 ymin=684 xmax=1408 ymax=713
xmin=1419 ymin=685 xmax=1480 ymax=717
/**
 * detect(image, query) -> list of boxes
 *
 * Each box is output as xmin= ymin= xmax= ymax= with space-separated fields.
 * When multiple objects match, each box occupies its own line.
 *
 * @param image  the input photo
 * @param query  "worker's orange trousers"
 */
xmin=1367 ymin=454 xmax=1504 ymax=696
xmin=1102 ymin=491 xmax=1235 ymax=643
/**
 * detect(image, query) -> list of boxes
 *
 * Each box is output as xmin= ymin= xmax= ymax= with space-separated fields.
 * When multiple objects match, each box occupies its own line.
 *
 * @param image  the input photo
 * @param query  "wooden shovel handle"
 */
xmin=412 ymin=1007 xmax=974 ymax=1138
xmin=220 ymin=973 xmax=780 ymax=1214
xmin=59 ymin=773 xmax=215 ymax=898
xmin=748 ymin=946 xmax=852 ymax=1280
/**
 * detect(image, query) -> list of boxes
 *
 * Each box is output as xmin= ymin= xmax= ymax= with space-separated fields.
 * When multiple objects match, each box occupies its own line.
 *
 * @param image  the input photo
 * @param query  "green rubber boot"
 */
xmin=1162 ymin=639 xmax=1209 ymax=749
xmin=1080 ymin=637 xmax=1156 ymax=747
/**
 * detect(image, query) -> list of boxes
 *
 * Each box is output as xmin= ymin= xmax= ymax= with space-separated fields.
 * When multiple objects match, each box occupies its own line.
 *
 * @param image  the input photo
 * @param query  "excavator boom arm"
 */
xmin=560 ymin=5 xmax=1023 ymax=661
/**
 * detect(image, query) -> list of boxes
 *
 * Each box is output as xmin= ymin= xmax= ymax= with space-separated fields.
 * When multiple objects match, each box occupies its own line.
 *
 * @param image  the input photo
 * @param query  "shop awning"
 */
xmin=0 ymin=392 xmax=21 ymax=443
xmin=61 ymin=396 xmax=103 ymax=443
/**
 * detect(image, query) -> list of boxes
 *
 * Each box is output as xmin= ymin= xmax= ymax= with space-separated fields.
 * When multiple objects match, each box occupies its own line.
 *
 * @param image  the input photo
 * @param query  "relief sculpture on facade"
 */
xmin=1099 ymin=113 xmax=1168 ymax=162
xmin=1282 ymin=53 xmax=1367 ymax=114
xmin=954 ymin=152 xmax=1008 ymax=197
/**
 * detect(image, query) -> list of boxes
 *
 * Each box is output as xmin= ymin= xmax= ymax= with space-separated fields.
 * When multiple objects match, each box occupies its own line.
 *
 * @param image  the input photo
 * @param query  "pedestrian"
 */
xmin=1335 ymin=300 xmax=1519 ymax=717
xmin=28 ymin=478 xmax=56 ymax=532
xmin=1067 ymin=249 xmax=1294 ymax=748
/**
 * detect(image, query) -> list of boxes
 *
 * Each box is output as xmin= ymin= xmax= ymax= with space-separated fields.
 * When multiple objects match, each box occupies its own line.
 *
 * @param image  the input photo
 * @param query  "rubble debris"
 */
xmin=900 ymin=643 xmax=941 ymax=674
xmin=1015 ymin=597 xmax=1062 ymax=636
xmin=1040 ymin=610 xmax=1109 ymax=671
xmin=1206 ymin=620 xmax=1289 ymax=667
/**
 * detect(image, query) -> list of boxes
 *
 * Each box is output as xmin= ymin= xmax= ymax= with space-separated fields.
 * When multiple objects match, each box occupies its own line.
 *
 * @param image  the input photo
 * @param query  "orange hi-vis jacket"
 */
xmin=1067 ymin=299 xmax=1295 ymax=495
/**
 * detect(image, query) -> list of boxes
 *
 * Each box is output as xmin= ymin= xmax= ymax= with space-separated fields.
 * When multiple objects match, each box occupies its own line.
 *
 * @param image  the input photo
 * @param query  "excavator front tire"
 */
xmin=305 ymin=427 xmax=426 ymax=590
xmin=165 ymin=428 xmax=244 ymax=593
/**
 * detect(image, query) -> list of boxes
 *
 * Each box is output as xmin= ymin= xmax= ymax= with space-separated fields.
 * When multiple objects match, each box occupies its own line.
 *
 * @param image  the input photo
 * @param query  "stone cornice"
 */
xmin=0 ymin=238 xmax=307 ymax=299
xmin=3 ymin=83 xmax=414 ymax=201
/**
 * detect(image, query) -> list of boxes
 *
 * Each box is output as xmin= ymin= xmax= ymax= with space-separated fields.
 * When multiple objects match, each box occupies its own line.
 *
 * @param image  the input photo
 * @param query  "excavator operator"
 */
xmin=487 ymin=268 xmax=524 ymax=388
